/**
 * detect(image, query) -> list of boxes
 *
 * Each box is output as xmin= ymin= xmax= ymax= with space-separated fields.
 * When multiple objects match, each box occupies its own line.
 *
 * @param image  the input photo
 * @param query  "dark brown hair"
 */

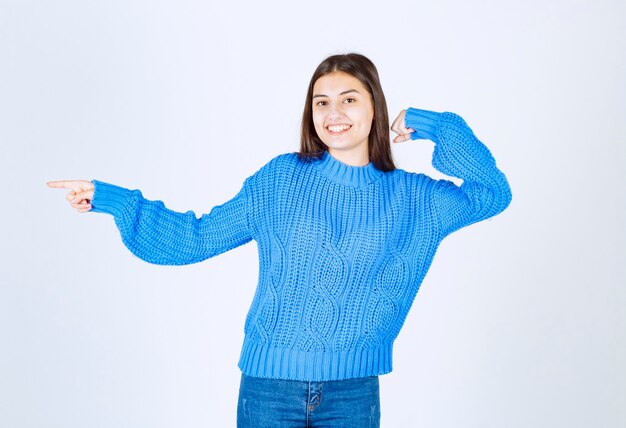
xmin=298 ymin=53 xmax=396 ymax=172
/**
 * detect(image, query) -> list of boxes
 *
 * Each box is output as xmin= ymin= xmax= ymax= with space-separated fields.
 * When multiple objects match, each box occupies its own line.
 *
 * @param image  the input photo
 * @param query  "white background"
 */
xmin=1 ymin=0 xmax=624 ymax=426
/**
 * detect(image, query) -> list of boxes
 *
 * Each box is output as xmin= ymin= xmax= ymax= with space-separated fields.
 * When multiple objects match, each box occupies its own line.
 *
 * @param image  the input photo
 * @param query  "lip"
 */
xmin=326 ymin=124 xmax=352 ymax=135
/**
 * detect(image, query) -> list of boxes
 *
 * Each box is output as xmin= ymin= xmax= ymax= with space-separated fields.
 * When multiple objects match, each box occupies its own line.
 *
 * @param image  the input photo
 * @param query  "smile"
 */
xmin=326 ymin=124 xmax=352 ymax=134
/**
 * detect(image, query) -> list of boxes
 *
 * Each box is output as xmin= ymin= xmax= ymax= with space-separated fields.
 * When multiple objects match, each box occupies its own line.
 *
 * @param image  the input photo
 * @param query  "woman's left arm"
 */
xmin=393 ymin=108 xmax=512 ymax=238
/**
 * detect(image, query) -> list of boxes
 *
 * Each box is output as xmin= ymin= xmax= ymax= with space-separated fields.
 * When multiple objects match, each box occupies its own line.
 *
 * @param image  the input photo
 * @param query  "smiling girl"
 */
xmin=48 ymin=53 xmax=511 ymax=427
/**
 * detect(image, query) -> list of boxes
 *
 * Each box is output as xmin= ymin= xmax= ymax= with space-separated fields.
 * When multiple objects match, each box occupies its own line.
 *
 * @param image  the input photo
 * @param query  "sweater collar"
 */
xmin=315 ymin=151 xmax=384 ymax=187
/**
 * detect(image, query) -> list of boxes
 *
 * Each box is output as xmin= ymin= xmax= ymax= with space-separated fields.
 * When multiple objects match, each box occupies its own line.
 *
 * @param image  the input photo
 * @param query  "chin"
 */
xmin=322 ymin=138 xmax=354 ymax=150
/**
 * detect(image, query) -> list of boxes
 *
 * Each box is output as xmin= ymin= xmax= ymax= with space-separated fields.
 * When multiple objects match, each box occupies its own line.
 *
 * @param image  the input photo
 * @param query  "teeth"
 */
xmin=328 ymin=124 xmax=351 ymax=132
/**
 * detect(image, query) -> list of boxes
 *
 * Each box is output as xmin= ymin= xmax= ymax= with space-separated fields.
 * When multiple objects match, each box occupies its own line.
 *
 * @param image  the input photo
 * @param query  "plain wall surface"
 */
xmin=1 ymin=0 xmax=624 ymax=426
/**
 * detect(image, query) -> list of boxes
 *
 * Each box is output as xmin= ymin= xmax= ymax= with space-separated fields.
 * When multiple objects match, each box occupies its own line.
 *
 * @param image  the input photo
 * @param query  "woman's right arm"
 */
xmin=47 ymin=178 xmax=254 ymax=265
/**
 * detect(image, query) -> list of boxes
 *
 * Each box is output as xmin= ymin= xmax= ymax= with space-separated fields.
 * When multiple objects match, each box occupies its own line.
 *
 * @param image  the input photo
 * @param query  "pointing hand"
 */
xmin=47 ymin=180 xmax=95 ymax=213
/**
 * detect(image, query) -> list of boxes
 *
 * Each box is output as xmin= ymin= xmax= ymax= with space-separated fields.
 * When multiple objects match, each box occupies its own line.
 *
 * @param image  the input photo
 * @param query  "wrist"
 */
xmin=90 ymin=180 xmax=134 ymax=216
xmin=405 ymin=108 xmax=442 ymax=142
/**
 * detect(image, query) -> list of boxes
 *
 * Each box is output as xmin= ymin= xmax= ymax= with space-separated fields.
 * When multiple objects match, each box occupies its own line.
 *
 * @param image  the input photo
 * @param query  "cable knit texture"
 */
xmin=90 ymin=109 xmax=511 ymax=381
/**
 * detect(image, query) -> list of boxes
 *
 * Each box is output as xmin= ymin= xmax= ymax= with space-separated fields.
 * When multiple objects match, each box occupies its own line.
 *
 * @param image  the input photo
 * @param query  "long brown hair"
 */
xmin=299 ymin=53 xmax=396 ymax=172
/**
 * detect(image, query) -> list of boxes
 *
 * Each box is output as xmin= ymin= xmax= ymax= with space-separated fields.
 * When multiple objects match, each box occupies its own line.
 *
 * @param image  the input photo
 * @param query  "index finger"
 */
xmin=47 ymin=180 xmax=82 ymax=189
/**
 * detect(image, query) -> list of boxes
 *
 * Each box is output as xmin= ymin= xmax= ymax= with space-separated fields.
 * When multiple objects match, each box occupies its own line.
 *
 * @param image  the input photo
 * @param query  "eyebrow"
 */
xmin=312 ymin=89 xmax=360 ymax=99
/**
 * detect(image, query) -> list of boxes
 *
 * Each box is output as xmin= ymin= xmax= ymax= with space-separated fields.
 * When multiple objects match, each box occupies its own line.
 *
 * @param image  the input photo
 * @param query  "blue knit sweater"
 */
xmin=91 ymin=108 xmax=511 ymax=381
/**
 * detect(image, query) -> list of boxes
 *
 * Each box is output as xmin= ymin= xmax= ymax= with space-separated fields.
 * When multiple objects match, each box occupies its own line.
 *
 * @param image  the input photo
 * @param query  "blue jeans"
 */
xmin=237 ymin=373 xmax=381 ymax=427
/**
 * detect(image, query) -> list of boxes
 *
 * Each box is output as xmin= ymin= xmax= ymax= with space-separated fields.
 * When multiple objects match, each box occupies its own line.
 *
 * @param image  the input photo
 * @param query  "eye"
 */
xmin=315 ymin=100 xmax=328 ymax=107
xmin=343 ymin=97 xmax=356 ymax=104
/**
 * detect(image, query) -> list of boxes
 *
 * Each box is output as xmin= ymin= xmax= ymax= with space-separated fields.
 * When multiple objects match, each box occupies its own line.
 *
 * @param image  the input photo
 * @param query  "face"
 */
xmin=312 ymin=71 xmax=374 ymax=164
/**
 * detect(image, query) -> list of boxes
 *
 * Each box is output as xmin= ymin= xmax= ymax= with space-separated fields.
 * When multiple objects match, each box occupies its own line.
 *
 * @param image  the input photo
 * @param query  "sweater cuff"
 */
xmin=405 ymin=108 xmax=442 ymax=142
xmin=90 ymin=180 xmax=133 ymax=216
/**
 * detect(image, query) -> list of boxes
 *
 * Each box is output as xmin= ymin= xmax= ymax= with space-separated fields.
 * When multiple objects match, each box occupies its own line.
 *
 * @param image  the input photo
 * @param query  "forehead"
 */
xmin=313 ymin=71 xmax=368 ymax=95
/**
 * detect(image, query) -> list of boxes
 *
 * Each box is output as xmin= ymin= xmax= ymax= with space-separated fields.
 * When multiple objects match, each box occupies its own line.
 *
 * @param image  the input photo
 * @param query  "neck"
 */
xmin=315 ymin=151 xmax=384 ymax=187
xmin=328 ymin=147 xmax=369 ymax=166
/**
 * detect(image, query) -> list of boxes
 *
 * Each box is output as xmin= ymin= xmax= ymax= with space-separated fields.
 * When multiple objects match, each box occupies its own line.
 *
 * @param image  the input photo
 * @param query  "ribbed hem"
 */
xmin=405 ymin=108 xmax=442 ymax=143
xmin=90 ymin=180 xmax=134 ymax=216
xmin=237 ymin=339 xmax=393 ymax=382
xmin=315 ymin=151 xmax=384 ymax=187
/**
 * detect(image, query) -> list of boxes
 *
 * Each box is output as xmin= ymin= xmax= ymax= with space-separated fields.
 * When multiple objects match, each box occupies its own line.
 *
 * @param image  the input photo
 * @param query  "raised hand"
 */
xmin=47 ymin=180 xmax=95 ymax=213
xmin=390 ymin=109 xmax=415 ymax=144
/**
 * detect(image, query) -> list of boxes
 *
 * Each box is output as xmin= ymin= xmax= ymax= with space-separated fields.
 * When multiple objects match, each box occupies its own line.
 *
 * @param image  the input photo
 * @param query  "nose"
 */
xmin=327 ymin=102 xmax=345 ymax=118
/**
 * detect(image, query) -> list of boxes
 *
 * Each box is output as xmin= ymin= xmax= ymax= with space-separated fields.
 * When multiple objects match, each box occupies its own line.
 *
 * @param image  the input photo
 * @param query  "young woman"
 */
xmin=48 ymin=53 xmax=511 ymax=427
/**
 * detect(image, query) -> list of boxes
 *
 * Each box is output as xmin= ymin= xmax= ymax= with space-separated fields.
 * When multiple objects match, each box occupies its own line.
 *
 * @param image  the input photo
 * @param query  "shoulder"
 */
xmin=254 ymin=152 xmax=300 ymax=176
xmin=259 ymin=152 xmax=300 ymax=169
xmin=386 ymin=166 xmax=435 ymax=187
xmin=382 ymin=168 xmax=446 ymax=202
xmin=244 ymin=152 xmax=301 ymax=188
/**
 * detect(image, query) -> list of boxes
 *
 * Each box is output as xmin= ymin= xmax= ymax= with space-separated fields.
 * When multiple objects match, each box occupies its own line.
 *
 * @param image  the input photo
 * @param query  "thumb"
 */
xmin=393 ymin=133 xmax=412 ymax=144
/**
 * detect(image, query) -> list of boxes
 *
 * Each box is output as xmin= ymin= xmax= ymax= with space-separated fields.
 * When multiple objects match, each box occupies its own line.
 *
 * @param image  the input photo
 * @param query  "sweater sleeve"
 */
xmin=405 ymin=108 xmax=512 ymax=238
xmin=89 ymin=178 xmax=254 ymax=265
